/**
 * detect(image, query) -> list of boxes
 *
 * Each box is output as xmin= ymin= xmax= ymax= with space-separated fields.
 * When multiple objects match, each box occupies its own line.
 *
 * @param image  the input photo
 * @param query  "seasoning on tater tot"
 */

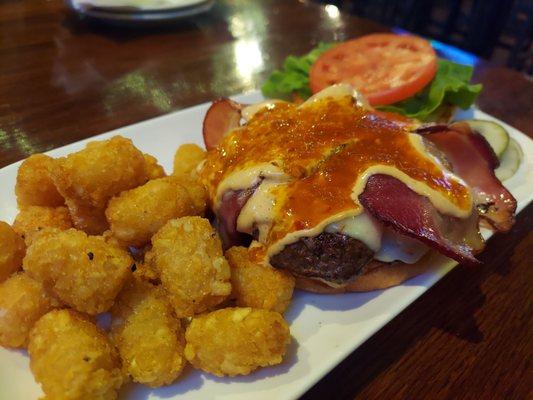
xmin=28 ymin=309 xmax=125 ymax=400
xmin=106 ymin=176 xmax=204 ymax=247
xmin=13 ymin=206 xmax=73 ymax=245
xmin=149 ymin=217 xmax=231 ymax=317
xmin=226 ymin=247 xmax=295 ymax=313
xmin=51 ymin=136 xmax=148 ymax=234
xmin=0 ymin=272 xmax=59 ymax=348
xmin=0 ymin=221 xmax=25 ymax=282
xmin=110 ymin=278 xmax=186 ymax=387
xmin=143 ymin=153 xmax=166 ymax=180
xmin=23 ymin=229 xmax=132 ymax=315
xmin=173 ymin=143 xmax=206 ymax=178
xmin=184 ymin=307 xmax=291 ymax=377
xmin=15 ymin=154 xmax=64 ymax=208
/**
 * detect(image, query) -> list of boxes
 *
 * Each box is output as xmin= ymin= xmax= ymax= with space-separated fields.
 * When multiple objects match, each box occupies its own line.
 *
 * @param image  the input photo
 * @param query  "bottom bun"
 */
xmin=296 ymin=251 xmax=446 ymax=293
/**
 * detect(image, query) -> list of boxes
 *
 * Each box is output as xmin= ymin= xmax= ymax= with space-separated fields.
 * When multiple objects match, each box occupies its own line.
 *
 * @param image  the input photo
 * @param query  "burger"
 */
xmin=199 ymin=84 xmax=517 ymax=293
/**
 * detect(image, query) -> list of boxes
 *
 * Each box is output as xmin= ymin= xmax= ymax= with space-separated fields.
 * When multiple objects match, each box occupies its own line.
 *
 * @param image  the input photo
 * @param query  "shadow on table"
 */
xmin=62 ymin=14 xmax=203 ymax=41
xmin=284 ymin=287 xmax=383 ymax=327
xmin=119 ymin=365 xmax=204 ymax=399
xmin=119 ymin=337 xmax=307 ymax=399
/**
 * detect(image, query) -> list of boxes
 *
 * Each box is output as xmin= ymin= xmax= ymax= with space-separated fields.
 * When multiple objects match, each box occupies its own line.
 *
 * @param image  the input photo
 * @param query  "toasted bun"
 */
xmin=295 ymin=252 xmax=442 ymax=293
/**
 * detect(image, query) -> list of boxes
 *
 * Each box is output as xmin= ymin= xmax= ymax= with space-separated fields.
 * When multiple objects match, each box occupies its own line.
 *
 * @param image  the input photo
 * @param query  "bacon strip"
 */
xmin=424 ymin=122 xmax=516 ymax=232
xmin=216 ymin=187 xmax=257 ymax=249
xmin=359 ymin=174 xmax=484 ymax=266
xmin=202 ymin=98 xmax=244 ymax=150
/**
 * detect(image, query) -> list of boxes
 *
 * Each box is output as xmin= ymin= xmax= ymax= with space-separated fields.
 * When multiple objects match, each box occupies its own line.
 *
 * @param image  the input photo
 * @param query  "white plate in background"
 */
xmin=71 ymin=0 xmax=209 ymax=12
xmin=66 ymin=0 xmax=214 ymax=23
xmin=0 ymin=91 xmax=531 ymax=399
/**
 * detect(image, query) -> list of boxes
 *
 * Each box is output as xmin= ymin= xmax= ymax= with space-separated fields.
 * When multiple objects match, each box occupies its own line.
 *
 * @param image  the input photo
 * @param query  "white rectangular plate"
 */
xmin=0 ymin=91 xmax=532 ymax=400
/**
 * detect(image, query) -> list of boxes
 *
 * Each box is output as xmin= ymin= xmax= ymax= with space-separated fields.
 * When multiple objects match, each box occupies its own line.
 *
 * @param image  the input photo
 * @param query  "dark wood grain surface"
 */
xmin=1 ymin=1 xmax=531 ymax=399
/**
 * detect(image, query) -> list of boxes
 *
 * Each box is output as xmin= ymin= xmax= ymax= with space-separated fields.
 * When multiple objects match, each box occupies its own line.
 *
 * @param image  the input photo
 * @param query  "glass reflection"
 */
xmin=0 ymin=127 xmax=40 ymax=157
xmin=325 ymin=4 xmax=340 ymax=19
xmin=0 ymin=129 xmax=12 ymax=151
xmin=105 ymin=71 xmax=172 ymax=113
xmin=234 ymin=39 xmax=264 ymax=87
xmin=228 ymin=2 xmax=266 ymax=38
xmin=320 ymin=3 xmax=344 ymax=36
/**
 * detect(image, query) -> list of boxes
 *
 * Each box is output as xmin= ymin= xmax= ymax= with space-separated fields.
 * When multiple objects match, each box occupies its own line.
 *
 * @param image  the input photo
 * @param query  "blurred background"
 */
xmin=315 ymin=0 xmax=532 ymax=73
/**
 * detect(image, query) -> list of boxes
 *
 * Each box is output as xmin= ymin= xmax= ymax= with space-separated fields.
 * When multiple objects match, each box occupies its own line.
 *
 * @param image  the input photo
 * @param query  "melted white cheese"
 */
xmin=352 ymin=161 xmax=471 ymax=219
xmin=241 ymin=100 xmax=287 ymax=121
xmin=375 ymin=228 xmax=429 ymax=264
xmin=237 ymin=180 xmax=282 ymax=242
xmin=300 ymin=83 xmax=371 ymax=109
xmin=213 ymin=163 xmax=289 ymax=210
xmin=325 ymin=212 xmax=382 ymax=252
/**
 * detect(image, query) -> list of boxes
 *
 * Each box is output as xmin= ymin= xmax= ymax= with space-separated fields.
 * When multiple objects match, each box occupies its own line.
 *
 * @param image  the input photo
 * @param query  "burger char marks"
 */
xmin=269 ymin=232 xmax=374 ymax=284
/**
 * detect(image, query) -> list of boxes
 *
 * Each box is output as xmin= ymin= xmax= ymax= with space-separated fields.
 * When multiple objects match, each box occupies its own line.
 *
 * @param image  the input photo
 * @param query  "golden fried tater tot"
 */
xmin=110 ymin=279 xmax=185 ymax=387
xmin=0 ymin=221 xmax=25 ymax=282
xmin=13 ymin=206 xmax=73 ymax=246
xmin=15 ymin=154 xmax=64 ymax=208
xmin=28 ymin=309 xmax=125 ymax=400
xmin=171 ymin=175 xmax=207 ymax=216
xmin=226 ymin=247 xmax=295 ymax=313
xmin=143 ymin=153 xmax=166 ymax=180
xmin=173 ymin=143 xmax=205 ymax=178
xmin=0 ymin=272 xmax=58 ymax=348
xmin=101 ymin=229 xmax=123 ymax=248
xmin=149 ymin=217 xmax=231 ymax=317
xmin=23 ymin=229 xmax=132 ymax=314
xmin=51 ymin=136 xmax=148 ymax=234
xmin=106 ymin=177 xmax=202 ymax=247
xmin=184 ymin=307 xmax=290 ymax=377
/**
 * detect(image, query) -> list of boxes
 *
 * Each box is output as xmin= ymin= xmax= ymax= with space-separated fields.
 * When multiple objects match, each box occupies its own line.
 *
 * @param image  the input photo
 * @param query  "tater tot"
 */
xmin=110 ymin=279 xmax=185 ymax=387
xmin=28 ymin=309 xmax=125 ymax=400
xmin=23 ymin=229 xmax=132 ymax=314
xmin=0 ymin=273 xmax=58 ymax=348
xmin=106 ymin=177 xmax=202 ymax=247
xmin=15 ymin=154 xmax=64 ymax=208
xmin=173 ymin=143 xmax=206 ymax=178
xmin=171 ymin=175 xmax=207 ymax=216
xmin=184 ymin=307 xmax=290 ymax=377
xmin=51 ymin=136 xmax=148 ymax=234
xmin=13 ymin=206 xmax=73 ymax=245
xmin=226 ymin=247 xmax=295 ymax=313
xmin=149 ymin=217 xmax=231 ymax=317
xmin=0 ymin=221 xmax=25 ymax=282
xmin=143 ymin=153 xmax=166 ymax=180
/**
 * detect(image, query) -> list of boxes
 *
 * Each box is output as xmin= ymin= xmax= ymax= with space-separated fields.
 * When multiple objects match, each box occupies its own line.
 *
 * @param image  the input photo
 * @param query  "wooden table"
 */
xmin=1 ymin=0 xmax=531 ymax=399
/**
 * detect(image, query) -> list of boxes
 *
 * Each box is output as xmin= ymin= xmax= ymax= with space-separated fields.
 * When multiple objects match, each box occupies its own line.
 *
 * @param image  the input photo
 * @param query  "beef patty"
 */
xmin=270 ymin=232 xmax=374 ymax=284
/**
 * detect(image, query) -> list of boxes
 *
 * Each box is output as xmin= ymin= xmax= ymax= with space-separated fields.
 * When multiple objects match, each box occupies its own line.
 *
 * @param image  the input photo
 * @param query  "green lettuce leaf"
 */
xmin=262 ymin=45 xmax=482 ymax=122
xmin=378 ymin=60 xmax=482 ymax=120
xmin=261 ymin=42 xmax=334 ymax=100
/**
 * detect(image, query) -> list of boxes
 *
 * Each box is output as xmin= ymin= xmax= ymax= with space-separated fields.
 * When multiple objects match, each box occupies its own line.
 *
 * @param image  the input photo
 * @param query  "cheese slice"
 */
xmin=325 ymin=212 xmax=382 ymax=252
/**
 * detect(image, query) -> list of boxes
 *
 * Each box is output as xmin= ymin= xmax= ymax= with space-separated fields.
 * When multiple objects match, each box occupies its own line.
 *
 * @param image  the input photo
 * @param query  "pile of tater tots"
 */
xmin=0 ymin=137 xmax=294 ymax=399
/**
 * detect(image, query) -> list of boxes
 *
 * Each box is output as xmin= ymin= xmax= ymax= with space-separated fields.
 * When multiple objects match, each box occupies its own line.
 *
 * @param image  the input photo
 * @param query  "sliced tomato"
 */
xmin=309 ymin=34 xmax=438 ymax=106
